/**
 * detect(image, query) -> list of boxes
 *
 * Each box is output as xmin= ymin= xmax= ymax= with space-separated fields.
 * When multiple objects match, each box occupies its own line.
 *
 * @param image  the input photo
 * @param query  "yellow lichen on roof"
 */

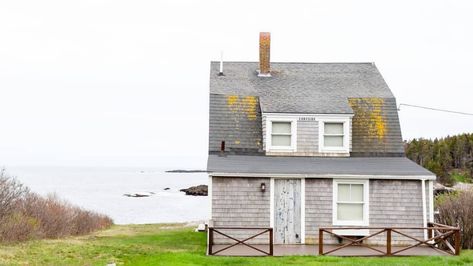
xmin=226 ymin=95 xmax=238 ymax=106
xmin=226 ymin=95 xmax=258 ymax=121
xmin=349 ymin=98 xmax=387 ymax=142
xmin=242 ymin=96 xmax=258 ymax=120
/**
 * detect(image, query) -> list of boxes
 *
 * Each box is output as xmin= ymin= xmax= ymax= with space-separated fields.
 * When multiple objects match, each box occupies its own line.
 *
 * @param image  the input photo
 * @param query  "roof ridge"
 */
xmin=210 ymin=61 xmax=376 ymax=65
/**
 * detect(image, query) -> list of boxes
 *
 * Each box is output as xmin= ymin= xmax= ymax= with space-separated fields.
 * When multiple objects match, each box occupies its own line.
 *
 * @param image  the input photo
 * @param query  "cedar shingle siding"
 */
xmin=212 ymin=177 xmax=270 ymax=244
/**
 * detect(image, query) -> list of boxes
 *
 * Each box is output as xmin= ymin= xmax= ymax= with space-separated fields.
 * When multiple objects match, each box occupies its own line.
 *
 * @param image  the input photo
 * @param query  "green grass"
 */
xmin=1 ymin=224 xmax=473 ymax=265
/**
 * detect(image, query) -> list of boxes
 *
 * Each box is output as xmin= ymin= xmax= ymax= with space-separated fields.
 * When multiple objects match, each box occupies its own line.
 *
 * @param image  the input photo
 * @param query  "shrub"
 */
xmin=0 ymin=169 xmax=113 ymax=242
xmin=436 ymin=190 xmax=473 ymax=249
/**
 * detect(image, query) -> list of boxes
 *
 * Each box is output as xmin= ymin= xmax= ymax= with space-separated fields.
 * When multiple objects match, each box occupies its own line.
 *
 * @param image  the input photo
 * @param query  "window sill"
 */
xmin=332 ymin=229 xmax=370 ymax=236
xmin=267 ymin=149 xmax=296 ymax=153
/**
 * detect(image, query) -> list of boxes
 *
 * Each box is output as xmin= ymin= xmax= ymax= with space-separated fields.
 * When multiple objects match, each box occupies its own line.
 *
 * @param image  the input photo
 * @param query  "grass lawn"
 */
xmin=1 ymin=224 xmax=473 ymax=266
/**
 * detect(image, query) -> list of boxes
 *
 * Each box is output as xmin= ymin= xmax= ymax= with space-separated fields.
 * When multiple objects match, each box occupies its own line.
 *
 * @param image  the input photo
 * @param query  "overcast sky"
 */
xmin=1 ymin=0 xmax=472 ymax=168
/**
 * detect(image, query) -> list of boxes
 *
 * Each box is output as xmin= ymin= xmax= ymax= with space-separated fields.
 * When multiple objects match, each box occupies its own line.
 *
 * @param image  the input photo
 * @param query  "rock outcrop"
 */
xmin=180 ymin=185 xmax=208 ymax=196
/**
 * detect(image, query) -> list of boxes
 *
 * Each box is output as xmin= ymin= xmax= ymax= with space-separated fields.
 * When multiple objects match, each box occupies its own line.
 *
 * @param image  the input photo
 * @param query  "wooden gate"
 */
xmin=274 ymin=179 xmax=301 ymax=244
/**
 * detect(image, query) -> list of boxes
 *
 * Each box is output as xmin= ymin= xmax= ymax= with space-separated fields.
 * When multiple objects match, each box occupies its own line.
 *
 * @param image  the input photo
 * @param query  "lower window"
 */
xmin=333 ymin=180 xmax=369 ymax=226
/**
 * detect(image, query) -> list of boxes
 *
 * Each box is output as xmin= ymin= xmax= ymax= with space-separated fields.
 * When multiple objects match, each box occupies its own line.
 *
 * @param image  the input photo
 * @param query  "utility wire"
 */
xmin=398 ymin=103 xmax=473 ymax=116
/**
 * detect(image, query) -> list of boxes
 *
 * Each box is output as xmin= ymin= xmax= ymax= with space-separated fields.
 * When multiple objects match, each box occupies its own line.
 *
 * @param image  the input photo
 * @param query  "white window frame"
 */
xmin=332 ymin=179 xmax=369 ymax=226
xmin=317 ymin=117 xmax=350 ymax=153
xmin=266 ymin=117 xmax=297 ymax=152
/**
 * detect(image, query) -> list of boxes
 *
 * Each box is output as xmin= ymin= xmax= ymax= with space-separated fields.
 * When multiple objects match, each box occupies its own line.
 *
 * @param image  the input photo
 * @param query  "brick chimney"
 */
xmin=258 ymin=32 xmax=271 ymax=77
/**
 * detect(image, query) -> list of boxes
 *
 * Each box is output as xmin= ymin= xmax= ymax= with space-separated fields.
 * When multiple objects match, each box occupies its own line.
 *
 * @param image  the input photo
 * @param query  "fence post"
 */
xmin=319 ymin=229 xmax=324 ymax=255
xmin=269 ymin=228 xmax=274 ymax=256
xmin=208 ymin=228 xmax=213 ymax=255
xmin=455 ymin=228 xmax=461 ymax=255
xmin=386 ymin=228 xmax=392 ymax=256
xmin=427 ymin=222 xmax=433 ymax=240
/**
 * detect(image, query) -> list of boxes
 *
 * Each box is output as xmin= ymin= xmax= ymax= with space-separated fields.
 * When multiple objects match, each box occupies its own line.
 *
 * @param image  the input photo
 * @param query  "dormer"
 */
xmin=263 ymin=114 xmax=352 ymax=157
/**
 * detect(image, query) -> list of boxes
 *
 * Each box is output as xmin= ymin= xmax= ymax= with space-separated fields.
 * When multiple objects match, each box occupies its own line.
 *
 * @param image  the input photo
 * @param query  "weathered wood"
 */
xmin=319 ymin=223 xmax=460 ymax=257
xmin=455 ymin=229 xmax=461 ymax=255
xmin=319 ymin=229 xmax=324 ymax=255
xmin=209 ymin=228 xmax=214 ymax=255
xmin=386 ymin=228 xmax=392 ymax=255
xmin=322 ymin=226 xmax=454 ymax=230
xmin=208 ymin=227 xmax=273 ymax=256
xmin=274 ymin=179 xmax=301 ymax=244
xmin=321 ymin=229 xmax=386 ymax=255
xmin=390 ymin=229 xmax=455 ymax=255
xmin=434 ymin=228 xmax=456 ymax=254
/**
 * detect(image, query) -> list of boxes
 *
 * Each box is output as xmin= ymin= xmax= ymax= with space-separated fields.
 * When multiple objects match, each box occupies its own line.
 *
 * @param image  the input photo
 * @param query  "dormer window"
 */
xmin=271 ymin=122 xmax=291 ymax=146
xmin=324 ymin=123 xmax=344 ymax=147
xmin=317 ymin=117 xmax=350 ymax=153
xmin=266 ymin=117 xmax=297 ymax=152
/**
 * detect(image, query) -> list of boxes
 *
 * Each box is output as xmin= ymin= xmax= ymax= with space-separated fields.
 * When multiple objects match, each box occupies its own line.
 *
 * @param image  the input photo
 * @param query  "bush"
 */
xmin=436 ymin=190 xmax=473 ymax=249
xmin=0 ymin=169 xmax=113 ymax=242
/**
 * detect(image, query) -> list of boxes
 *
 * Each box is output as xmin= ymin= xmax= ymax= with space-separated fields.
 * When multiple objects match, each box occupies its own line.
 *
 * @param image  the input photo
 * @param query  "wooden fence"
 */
xmin=208 ymin=227 xmax=273 ymax=256
xmin=319 ymin=222 xmax=461 ymax=256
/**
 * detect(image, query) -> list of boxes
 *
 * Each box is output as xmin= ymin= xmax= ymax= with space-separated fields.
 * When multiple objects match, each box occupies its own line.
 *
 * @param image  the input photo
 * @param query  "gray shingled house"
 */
xmin=207 ymin=33 xmax=436 ymax=248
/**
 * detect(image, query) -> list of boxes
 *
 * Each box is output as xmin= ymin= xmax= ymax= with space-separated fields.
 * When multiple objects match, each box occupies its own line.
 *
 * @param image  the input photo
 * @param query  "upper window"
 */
xmin=324 ymin=123 xmax=344 ymax=147
xmin=333 ymin=180 xmax=369 ymax=226
xmin=318 ymin=118 xmax=350 ymax=153
xmin=271 ymin=122 xmax=292 ymax=146
xmin=266 ymin=118 xmax=297 ymax=151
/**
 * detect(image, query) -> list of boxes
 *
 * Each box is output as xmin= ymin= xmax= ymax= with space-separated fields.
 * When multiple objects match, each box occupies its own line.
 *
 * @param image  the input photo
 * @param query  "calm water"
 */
xmin=5 ymin=166 xmax=209 ymax=224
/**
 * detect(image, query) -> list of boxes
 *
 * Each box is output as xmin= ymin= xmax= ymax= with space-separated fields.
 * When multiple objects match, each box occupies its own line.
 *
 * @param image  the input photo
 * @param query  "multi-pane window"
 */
xmin=271 ymin=122 xmax=292 ymax=147
xmin=337 ymin=183 xmax=364 ymax=221
xmin=324 ymin=122 xmax=344 ymax=147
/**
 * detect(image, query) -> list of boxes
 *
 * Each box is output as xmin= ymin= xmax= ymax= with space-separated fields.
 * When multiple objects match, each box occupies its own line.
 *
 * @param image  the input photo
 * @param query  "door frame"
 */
xmin=270 ymin=177 xmax=305 ymax=244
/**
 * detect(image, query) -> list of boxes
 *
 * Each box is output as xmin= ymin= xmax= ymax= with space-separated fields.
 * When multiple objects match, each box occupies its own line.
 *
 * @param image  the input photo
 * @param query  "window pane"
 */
xmin=351 ymin=184 xmax=364 ymax=201
xmin=324 ymin=136 xmax=343 ymax=147
xmin=272 ymin=135 xmax=291 ymax=146
xmin=337 ymin=203 xmax=363 ymax=221
xmin=272 ymin=122 xmax=291 ymax=134
xmin=325 ymin=123 xmax=343 ymax=134
xmin=337 ymin=184 xmax=350 ymax=201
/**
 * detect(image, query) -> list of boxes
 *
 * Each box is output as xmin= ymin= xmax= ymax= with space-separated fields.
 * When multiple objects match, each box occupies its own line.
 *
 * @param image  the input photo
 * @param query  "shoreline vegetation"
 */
xmin=1 ymin=223 xmax=472 ymax=265
xmin=0 ymin=169 xmax=112 ymax=243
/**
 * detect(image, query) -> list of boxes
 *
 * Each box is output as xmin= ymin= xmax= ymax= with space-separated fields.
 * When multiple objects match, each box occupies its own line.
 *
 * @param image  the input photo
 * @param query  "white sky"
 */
xmin=1 ymin=0 xmax=472 ymax=168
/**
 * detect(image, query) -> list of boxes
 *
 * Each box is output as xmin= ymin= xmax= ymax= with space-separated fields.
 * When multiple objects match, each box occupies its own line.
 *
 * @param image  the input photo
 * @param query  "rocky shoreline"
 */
xmin=179 ymin=185 xmax=208 ymax=196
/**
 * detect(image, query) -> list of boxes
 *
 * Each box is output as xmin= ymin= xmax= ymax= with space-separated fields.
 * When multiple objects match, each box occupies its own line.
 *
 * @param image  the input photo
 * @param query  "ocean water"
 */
xmin=5 ymin=166 xmax=209 ymax=224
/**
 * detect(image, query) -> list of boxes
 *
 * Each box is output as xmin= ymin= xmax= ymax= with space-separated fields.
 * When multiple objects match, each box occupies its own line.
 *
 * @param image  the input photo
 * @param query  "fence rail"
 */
xmin=319 ymin=222 xmax=461 ymax=256
xmin=208 ymin=227 xmax=273 ymax=256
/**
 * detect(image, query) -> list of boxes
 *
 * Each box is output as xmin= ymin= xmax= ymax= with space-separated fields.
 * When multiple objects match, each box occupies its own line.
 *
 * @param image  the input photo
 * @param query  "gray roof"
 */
xmin=208 ymin=61 xmax=404 ymax=155
xmin=209 ymin=94 xmax=263 ymax=154
xmin=210 ymin=62 xmax=394 ymax=114
xmin=207 ymin=155 xmax=435 ymax=177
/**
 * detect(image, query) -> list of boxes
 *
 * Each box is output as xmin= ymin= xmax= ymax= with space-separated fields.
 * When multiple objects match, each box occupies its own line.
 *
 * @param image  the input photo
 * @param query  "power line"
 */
xmin=398 ymin=103 xmax=473 ymax=116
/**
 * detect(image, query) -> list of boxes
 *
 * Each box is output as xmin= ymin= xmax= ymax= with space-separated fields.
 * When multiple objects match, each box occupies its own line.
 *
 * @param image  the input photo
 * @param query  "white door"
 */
xmin=274 ymin=179 xmax=301 ymax=244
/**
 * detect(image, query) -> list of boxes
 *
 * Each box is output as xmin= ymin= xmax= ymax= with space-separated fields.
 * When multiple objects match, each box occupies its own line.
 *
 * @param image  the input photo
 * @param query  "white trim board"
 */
xmin=269 ymin=178 xmax=275 ymax=229
xmin=263 ymin=112 xmax=354 ymax=118
xmin=332 ymin=179 xmax=370 ymax=226
xmin=317 ymin=117 xmax=351 ymax=154
xmin=209 ymin=172 xmax=436 ymax=180
xmin=208 ymin=175 xmax=213 ymax=219
xmin=421 ymin=179 xmax=427 ymax=240
xmin=429 ymin=180 xmax=434 ymax=222
xmin=265 ymin=116 xmax=298 ymax=152
xmin=301 ymin=178 xmax=306 ymax=244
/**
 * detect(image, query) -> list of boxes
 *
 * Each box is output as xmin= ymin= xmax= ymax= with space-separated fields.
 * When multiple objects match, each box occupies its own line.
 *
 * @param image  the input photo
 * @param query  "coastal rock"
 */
xmin=123 ymin=192 xmax=154 ymax=198
xmin=180 ymin=185 xmax=208 ymax=196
